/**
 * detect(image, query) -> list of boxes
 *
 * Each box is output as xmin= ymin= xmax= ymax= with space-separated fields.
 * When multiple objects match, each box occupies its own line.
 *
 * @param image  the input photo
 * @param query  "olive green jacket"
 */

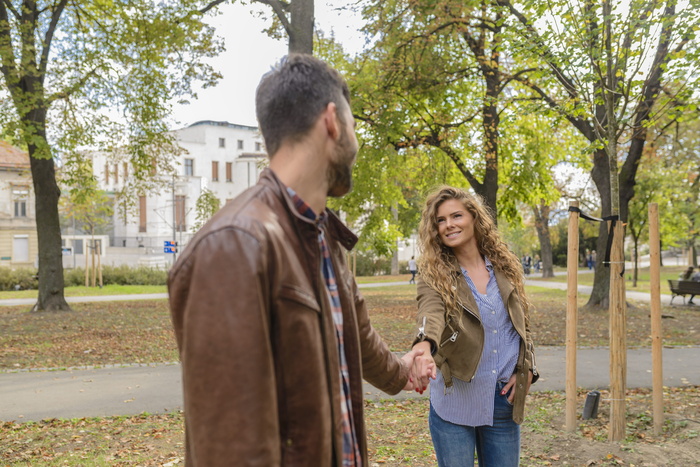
xmin=413 ymin=261 xmax=539 ymax=424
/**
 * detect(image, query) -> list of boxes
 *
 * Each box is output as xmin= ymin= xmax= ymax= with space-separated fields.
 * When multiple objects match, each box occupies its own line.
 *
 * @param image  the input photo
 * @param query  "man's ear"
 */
xmin=323 ymin=102 xmax=340 ymax=141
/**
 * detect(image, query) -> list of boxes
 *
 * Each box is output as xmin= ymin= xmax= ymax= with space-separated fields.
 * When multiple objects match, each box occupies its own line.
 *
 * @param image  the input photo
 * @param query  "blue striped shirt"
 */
xmin=430 ymin=257 xmax=521 ymax=426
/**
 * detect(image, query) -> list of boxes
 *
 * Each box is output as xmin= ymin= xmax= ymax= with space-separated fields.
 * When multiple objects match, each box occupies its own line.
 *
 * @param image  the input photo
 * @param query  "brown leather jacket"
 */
xmin=168 ymin=168 xmax=409 ymax=466
xmin=413 ymin=260 xmax=539 ymax=424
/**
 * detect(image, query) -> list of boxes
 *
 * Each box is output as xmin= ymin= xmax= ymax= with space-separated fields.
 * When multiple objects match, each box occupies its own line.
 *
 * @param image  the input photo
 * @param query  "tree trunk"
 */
xmin=391 ymin=206 xmax=399 ymax=275
xmin=689 ymin=243 xmax=698 ymax=267
xmin=633 ymin=236 xmax=639 ymax=288
xmin=586 ymin=148 xmax=611 ymax=308
xmin=29 ymin=130 xmax=71 ymax=312
xmin=533 ymin=203 xmax=554 ymax=278
xmin=288 ymin=0 xmax=314 ymax=54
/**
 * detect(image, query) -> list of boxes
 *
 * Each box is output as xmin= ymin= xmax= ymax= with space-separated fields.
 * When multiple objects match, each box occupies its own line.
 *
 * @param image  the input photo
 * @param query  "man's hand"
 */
xmin=402 ymin=341 xmax=437 ymax=394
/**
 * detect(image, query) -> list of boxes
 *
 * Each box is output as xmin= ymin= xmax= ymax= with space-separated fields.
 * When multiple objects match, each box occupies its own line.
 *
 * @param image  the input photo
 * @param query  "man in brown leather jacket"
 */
xmin=168 ymin=55 xmax=429 ymax=466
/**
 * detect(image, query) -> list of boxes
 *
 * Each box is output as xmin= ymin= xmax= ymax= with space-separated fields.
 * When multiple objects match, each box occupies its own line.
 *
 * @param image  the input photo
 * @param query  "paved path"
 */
xmin=1 ymin=275 xmax=697 ymax=422
xmin=2 ymin=346 xmax=698 ymax=422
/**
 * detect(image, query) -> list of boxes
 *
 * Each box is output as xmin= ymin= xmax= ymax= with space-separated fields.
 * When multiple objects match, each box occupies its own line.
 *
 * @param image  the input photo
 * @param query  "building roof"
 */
xmin=0 ymin=141 xmax=31 ymax=169
xmin=188 ymin=120 xmax=259 ymax=132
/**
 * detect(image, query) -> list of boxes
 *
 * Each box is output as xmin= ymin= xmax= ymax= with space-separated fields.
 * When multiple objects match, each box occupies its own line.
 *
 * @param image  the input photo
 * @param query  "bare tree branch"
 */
xmin=2 ymin=0 xmax=19 ymax=19
xmin=0 ymin=1 xmax=20 ymax=97
xmin=199 ymin=0 xmax=227 ymax=14
xmin=39 ymin=0 xmax=69 ymax=77
xmin=254 ymin=0 xmax=292 ymax=36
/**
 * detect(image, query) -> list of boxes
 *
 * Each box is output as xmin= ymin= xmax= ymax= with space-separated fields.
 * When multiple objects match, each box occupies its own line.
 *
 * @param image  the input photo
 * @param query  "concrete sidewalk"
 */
xmin=2 ymin=346 xmax=698 ymax=422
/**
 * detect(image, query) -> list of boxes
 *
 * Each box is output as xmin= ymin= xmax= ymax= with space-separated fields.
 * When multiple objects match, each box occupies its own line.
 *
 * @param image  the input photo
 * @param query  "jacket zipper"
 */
xmin=416 ymin=316 xmax=427 ymax=341
xmin=529 ymin=340 xmax=538 ymax=376
xmin=457 ymin=300 xmax=483 ymax=382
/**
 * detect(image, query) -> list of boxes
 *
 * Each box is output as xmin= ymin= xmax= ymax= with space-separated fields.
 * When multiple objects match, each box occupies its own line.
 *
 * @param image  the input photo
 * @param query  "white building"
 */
xmin=86 ymin=121 xmax=266 ymax=264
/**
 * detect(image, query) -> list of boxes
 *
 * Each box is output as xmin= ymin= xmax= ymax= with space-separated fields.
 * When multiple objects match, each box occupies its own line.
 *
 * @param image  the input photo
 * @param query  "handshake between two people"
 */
xmin=400 ymin=340 xmax=437 ymax=394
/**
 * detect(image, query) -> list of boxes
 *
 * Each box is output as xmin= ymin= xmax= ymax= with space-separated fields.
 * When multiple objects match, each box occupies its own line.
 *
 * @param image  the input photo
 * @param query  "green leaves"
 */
xmin=191 ymin=187 xmax=221 ymax=232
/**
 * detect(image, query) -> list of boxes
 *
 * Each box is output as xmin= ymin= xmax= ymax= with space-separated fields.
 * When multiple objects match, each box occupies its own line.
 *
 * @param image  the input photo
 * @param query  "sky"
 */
xmin=170 ymin=1 xmax=365 ymax=129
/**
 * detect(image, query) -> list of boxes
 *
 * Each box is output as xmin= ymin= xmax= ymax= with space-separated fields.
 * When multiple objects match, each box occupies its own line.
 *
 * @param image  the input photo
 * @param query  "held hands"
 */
xmin=401 ymin=341 xmax=437 ymax=393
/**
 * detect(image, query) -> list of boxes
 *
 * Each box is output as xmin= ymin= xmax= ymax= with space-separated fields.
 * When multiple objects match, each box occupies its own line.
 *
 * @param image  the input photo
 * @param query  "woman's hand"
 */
xmin=409 ymin=341 xmax=437 ymax=394
xmin=502 ymin=371 xmax=534 ymax=403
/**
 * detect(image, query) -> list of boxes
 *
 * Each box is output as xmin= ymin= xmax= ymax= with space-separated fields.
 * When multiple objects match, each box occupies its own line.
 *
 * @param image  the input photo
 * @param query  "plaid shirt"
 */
xmin=288 ymin=188 xmax=361 ymax=467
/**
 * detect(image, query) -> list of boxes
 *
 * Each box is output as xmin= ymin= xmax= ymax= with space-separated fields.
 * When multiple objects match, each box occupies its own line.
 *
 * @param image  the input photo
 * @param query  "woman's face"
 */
xmin=436 ymin=198 xmax=476 ymax=251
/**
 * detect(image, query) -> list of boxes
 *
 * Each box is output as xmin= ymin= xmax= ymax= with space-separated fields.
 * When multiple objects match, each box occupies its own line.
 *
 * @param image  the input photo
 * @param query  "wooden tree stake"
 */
xmin=609 ymin=219 xmax=627 ymax=441
xmin=649 ymin=203 xmax=664 ymax=435
xmin=566 ymin=201 xmax=580 ymax=432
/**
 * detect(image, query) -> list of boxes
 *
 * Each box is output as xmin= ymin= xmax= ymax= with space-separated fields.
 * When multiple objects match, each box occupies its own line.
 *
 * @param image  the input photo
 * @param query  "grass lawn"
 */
xmin=0 ymin=284 xmax=167 ymax=300
xmin=534 ymin=265 xmax=690 ymax=295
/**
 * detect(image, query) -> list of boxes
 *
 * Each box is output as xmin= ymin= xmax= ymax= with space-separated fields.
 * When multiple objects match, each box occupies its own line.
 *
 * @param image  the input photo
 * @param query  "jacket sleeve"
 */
xmin=352 ymin=279 xmax=409 ymax=395
xmin=168 ymin=228 xmax=280 ymax=466
xmin=413 ymin=276 xmax=448 ymax=354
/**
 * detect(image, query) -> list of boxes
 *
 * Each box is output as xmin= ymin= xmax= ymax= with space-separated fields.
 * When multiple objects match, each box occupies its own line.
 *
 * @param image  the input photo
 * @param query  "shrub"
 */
xmin=0 ymin=267 xmax=39 ymax=291
xmin=0 ymin=265 xmax=168 ymax=290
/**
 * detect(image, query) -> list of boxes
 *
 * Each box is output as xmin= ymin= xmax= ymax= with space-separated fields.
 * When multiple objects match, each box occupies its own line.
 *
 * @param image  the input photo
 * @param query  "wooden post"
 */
xmin=97 ymin=240 xmax=104 ymax=288
xmin=91 ymin=238 xmax=97 ymax=288
xmin=649 ymin=203 xmax=663 ymax=435
xmin=85 ymin=241 xmax=90 ymax=287
xmin=566 ymin=201 xmax=580 ymax=432
xmin=609 ymin=219 xmax=627 ymax=441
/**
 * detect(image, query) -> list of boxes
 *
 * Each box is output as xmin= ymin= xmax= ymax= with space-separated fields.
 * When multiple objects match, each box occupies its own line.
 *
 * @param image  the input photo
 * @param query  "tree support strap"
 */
xmin=567 ymin=206 xmax=623 ymax=277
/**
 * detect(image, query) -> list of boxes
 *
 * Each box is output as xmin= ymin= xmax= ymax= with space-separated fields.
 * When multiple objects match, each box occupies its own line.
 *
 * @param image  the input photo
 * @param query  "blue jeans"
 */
xmin=429 ymin=382 xmax=520 ymax=467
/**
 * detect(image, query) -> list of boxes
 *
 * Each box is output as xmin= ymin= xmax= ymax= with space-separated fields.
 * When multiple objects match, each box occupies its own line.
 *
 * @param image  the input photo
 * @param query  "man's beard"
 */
xmin=327 ymin=126 xmax=356 ymax=198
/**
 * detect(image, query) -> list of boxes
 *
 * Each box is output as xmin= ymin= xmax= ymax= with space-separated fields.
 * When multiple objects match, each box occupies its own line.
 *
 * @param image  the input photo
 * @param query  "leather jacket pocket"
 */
xmin=278 ymin=284 xmax=321 ymax=313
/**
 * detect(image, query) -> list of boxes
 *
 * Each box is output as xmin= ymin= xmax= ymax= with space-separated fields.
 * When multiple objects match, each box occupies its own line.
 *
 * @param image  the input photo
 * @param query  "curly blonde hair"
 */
xmin=417 ymin=185 xmax=530 ymax=316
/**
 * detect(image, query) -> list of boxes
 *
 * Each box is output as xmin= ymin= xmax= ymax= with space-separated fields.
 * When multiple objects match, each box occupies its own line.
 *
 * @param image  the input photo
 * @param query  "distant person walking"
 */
xmin=409 ymin=256 xmax=418 ymax=284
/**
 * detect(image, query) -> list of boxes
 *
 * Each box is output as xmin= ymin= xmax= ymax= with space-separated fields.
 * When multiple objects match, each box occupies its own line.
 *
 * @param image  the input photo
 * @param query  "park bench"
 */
xmin=668 ymin=280 xmax=700 ymax=305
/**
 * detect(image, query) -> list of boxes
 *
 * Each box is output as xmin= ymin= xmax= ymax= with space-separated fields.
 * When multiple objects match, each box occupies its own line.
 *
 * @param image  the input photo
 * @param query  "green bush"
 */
xmin=0 ymin=265 xmax=168 ymax=290
xmin=0 ymin=267 xmax=39 ymax=291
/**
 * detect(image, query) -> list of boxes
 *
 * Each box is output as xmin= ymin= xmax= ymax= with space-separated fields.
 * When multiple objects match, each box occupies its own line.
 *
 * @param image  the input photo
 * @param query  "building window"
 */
xmin=255 ymin=142 xmax=262 ymax=152
xmin=123 ymin=162 xmax=129 ymax=180
xmin=14 ymin=200 xmax=26 ymax=217
xmin=13 ymin=235 xmax=29 ymax=262
xmin=226 ymin=162 xmax=232 ymax=182
xmin=237 ymin=139 xmax=244 ymax=150
xmin=12 ymin=186 xmax=29 ymax=218
xmin=113 ymin=164 xmax=119 ymax=184
xmin=139 ymin=196 xmax=147 ymax=232
xmin=104 ymin=163 xmax=110 ymax=183
xmin=212 ymin=161 xmax=219 ymax=181
xmin=175 ymin=195 xmax=186 ymax=232
xmin=184 ymin=158 xmax=194 ymax=176
xmin=219 ymin=137 xmax=226 ymax=148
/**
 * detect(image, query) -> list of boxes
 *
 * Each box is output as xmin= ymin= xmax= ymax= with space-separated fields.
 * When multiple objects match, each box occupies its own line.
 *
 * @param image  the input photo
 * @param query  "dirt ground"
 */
xmin=364 ymin=387 xmax=699 ymax=466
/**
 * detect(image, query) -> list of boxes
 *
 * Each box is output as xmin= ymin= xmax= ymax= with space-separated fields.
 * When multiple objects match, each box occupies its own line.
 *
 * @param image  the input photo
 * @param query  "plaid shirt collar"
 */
xmin=287 ymin=187 xmax=327 ymax=226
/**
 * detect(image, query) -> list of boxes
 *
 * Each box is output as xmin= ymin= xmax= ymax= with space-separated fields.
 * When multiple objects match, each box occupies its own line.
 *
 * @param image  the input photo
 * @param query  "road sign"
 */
xmin=164 ymin=246 xmax=178 ymax=254
xmin=164 ymin=240 xmax=178 ymax=247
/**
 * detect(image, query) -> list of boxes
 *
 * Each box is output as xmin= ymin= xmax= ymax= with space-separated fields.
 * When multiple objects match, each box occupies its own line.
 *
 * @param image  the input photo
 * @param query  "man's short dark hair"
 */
xmin=256 ymin=54 xmax=351 ymax=157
